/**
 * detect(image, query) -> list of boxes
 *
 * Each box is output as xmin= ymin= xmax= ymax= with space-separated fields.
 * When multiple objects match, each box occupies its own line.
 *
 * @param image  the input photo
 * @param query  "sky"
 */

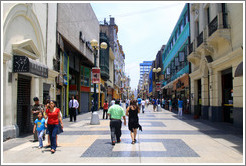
xmin=91 ymin=1 xmax=186 ymax=90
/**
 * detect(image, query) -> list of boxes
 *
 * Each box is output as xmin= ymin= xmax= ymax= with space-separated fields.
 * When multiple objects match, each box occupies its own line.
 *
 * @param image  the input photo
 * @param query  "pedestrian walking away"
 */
xmin=169 ymin=98 xmax=172 ymax=112
xmin=69 ymin=95 xmax=79 ymax=122
xmin=152 ymin=98 xmax=157 ymax=112
xmin=31 ymin=97 xmax=44 ymax=142
xmin=45 ymin=100 xmax=63 ymax=154
xmin=33 ymin=112 xmax=46 ymax=149
xmin=137 ymin=97 xmax=142 ymax=111
xmin=178 ymin=98 xmax=184 ymax=118
xmin=107 ymin=99 xmax=126 ymax=145
xmin=103 ymin=100 xmax=109 ymax=119
xmin=110 ymin=98 xmax=116 ymax=106
xmin=126 ymin=100 xmax=142 ymax=144
xmin=141 ymin=99 xmax=145 ymax=113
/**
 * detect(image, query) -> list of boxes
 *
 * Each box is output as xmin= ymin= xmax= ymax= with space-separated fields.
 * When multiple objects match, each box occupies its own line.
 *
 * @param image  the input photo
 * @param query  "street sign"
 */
xmin=92 ymin=67 xmax=100 ymax=84
xmin=156 ymin=82 xmax=161 ymax=91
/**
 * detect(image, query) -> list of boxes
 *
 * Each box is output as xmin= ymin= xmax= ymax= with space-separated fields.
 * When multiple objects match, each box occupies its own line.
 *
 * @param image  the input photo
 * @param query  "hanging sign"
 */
xmin=156 ymin=82 xmax=161 ymax=91
xmin=92 ymin=67 xmax=100 ymax=84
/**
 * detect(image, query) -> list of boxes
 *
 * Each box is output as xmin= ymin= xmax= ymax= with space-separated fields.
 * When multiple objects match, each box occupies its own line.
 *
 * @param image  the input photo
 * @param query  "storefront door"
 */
xmin=222 ymin=68 xmax=233 ymax=123
xmin=17 ymin=74 xmax=31 ymax=135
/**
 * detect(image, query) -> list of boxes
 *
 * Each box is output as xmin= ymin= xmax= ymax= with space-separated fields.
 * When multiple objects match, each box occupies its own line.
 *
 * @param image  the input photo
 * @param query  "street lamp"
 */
xmin=121 ymin=77 xmax=126 ymax=100
xmin=153 ymin=67 xmax=161 ymax=98
xmin=90 ymin=39 xmax=107 ymax=125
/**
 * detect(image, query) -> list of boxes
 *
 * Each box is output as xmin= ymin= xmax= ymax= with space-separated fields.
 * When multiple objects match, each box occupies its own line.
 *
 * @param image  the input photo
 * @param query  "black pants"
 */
xmin=69 ymin=108 xmax=76 ymax=121
xmin=110 ymin=119 xmax=122 ymax=142
xmin=103 ymin=109 xmax=108 ymax=119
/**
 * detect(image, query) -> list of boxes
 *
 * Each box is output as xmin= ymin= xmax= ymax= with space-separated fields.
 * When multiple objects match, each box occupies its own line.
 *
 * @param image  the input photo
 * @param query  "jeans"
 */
xmin=37 ymin=130 xmax=44 ymax=147
xmin=178 ymin=108 xmax=183 ymax=117
xmin=110 ymin=120 xmax=122 ymax=142
xmin=103 ymin=109 xmax=108 ymax=119
xmin=47 ymin=124 xmax=59 ymax=150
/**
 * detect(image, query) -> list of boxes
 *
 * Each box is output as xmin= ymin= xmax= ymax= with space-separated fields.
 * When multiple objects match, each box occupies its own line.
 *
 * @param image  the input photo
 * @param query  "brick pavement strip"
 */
xmin=2 ymin=105 xmax=243 ymax=164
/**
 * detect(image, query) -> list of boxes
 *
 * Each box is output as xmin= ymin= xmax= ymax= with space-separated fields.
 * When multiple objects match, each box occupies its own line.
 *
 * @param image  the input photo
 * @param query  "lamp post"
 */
xmin=121 ymin=77 xmax=126 ymax=100
xmin=90 ymin=39 xmax=107 ymax=125
xmin=153 ymin=67 xmax=161 ymax=98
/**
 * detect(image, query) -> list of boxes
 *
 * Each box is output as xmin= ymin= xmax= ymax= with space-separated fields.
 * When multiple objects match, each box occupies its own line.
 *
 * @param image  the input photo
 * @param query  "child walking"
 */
xmin=33 ymin=112 xmax=46 ymax=149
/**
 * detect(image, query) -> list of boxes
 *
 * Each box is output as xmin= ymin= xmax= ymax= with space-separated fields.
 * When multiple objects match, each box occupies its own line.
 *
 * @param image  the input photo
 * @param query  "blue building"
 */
xmin=162 ymin=4 xmax=190 ymax=103
xmin=139 ymin=61 xmax=152 ymax=88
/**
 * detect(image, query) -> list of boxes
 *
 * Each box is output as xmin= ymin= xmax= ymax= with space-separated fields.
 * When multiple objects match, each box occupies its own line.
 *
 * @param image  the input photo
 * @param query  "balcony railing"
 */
xmin=208 ymin=16 xmax=218 ymax=36
xmin=197 ymin=31 xmax=203 ymax=47
xmin=189 ymin=42 xmax=193 ymax=54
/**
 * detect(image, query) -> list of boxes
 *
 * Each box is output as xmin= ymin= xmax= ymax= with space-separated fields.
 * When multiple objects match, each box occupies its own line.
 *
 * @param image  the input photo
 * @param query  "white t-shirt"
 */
xmin=110 ymin=100 xmax=115 ymax=106
xmin=141 ymin=100 xmax=145 ymax=106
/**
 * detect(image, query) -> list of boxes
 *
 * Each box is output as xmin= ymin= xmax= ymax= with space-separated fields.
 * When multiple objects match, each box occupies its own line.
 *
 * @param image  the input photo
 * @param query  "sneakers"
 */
xmin=38 ymin=146 xmax=43 ymax=149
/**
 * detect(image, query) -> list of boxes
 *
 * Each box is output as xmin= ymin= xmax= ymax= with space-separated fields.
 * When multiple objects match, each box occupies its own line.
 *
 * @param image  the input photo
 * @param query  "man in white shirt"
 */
xmin=69 ymin=95 xmax=79 ymax=122
xmin=141 ymin=99 xmax=146 ymax=113
xmin=110 ymin=98 xmax=115 ymax=106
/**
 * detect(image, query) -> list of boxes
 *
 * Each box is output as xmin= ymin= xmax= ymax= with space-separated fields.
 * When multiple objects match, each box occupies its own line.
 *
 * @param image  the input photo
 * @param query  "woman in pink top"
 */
xmin=45 ymin=100 xmax=63 ymax=153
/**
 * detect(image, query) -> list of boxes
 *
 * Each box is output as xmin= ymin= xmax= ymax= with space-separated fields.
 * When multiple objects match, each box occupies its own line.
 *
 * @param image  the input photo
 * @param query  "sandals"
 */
xmin=131 ymin=140 xmax=135 ymax=144
xmin=51 ymin=149 xmax=56 ymax=154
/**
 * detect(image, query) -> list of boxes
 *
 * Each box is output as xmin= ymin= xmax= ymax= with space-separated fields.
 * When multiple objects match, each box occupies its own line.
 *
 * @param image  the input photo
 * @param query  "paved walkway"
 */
xmin=2 ymin=104 xmax=243 ymax=164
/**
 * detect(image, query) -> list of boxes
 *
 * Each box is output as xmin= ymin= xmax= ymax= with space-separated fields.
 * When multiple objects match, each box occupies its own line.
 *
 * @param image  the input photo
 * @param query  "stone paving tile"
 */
xmin=81 ymin=139 xmax=199 ymax=158
xmin=2 ymin=105 xmax=243 ymax=164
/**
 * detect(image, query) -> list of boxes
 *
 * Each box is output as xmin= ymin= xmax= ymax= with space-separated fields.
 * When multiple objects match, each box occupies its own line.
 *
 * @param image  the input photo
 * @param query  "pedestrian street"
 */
xmin=3 ymin=105 xmax=243 ymax=164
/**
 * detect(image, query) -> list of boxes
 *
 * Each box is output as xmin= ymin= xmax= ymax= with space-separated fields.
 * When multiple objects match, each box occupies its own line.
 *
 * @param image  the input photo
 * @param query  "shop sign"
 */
xmin=92 ymin=67 xmax=100 ymax=84
xmin=176 ymin=80 xmax=184 ymax=89
xmin=156 ymin=82 xmax=161 ymax=91
xmin=64 ymin=76 xmax=68 ymax=85
xmin=57 ymin=74 xmax=64 ymax=86
xmin=13 ymin=55 xmax=48 ymax=78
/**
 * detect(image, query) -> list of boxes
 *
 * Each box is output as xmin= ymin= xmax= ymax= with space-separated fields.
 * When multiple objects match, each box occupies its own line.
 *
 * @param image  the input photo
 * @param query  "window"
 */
xmin=196 ymin=21 xmax=199 ymax=36
xmin=207 ymin=7 xmax=210 ymax=24
xmin=81 ymin=66 xmax=91 ymax=87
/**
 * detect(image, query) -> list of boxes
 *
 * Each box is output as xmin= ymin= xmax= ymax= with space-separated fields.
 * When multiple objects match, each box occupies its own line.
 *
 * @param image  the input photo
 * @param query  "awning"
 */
xmin=13 ymin=55 xmax=48 ymax=78
xmin=234 ymin=61 xmax=243 ymax=77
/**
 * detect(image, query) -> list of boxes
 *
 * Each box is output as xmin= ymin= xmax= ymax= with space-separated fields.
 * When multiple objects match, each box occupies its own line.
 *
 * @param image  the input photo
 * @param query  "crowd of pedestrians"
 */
xmin=31 ymin=94 xmax=189 ymax=152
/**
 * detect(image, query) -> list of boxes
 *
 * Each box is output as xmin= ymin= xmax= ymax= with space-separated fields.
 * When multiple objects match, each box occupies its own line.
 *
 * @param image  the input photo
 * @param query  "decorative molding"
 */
xmin=3 ymin=52 xmax=12 ymax=63
xmin=12 ymin=39 xmax=40 ymax=59
xmin=48 ymin=69 xmax=59 ymax=78
xmin=3 ymin=3 xmax=45 ymax=61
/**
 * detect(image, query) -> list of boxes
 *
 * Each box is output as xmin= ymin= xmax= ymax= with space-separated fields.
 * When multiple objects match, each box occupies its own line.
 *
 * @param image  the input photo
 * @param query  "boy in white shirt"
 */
xmin=141 ymin=99 xmax=146 ymax=113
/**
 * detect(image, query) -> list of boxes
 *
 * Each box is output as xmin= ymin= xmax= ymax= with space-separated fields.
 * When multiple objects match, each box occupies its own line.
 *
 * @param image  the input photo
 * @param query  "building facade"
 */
xmin=162 ymin=4 xmax=190 ymax=103
xmin=188 ymin=3 xmax=243 ymax=128
xmin=3 ymin=3 xmax=58 ymax=140
xmin=139 ymin=61 xmax=152 ymax=88
xmin=57 ymin=3 xmax=99 ymax=115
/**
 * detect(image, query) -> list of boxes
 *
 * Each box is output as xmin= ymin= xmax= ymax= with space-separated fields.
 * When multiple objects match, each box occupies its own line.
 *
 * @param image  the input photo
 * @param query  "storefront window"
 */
xmin=81 ymin=66 xmax=91 ymax=87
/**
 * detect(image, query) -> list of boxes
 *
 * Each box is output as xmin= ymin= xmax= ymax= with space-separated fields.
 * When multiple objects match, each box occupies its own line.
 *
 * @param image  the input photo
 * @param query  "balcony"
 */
xmin=206 ymin=12 xmax=231 ymax=46
xmin=100 ymin=65 xmax=109 ymax=80
xmin=197 ymin=31 xmax=203 ymax=47
xmin=189 ymin=42 xmax=193 ymax=54
xmin=208 ymin=16 xmax=218 ymax=36
xmin=187 ymin=42 xmax=201 ymax=66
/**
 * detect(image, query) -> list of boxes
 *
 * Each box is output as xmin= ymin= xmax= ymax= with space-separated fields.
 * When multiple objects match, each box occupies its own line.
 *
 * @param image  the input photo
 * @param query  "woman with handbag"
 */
xmin=45 ymin=100 xmax=63 ymax=154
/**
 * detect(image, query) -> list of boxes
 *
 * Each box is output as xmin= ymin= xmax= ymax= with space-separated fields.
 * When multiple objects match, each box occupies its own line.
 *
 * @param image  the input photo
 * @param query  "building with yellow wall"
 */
xmin=188 ymin=3 xmax=243 ymax=128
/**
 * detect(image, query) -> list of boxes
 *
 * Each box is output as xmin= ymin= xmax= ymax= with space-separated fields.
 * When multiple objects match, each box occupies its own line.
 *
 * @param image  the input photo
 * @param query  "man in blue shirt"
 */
xmin=178 ymin=97 xmax=184 ymax=118
xmin=137 ymin=97 xmax=142 ymax=110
